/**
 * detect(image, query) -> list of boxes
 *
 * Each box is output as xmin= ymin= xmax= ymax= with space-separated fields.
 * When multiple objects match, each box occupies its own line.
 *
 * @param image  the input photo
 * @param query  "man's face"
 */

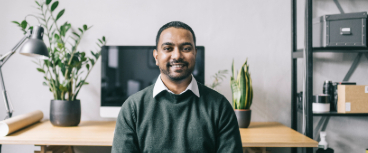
xmin=154 ymin=27 xmax=196 ymax=82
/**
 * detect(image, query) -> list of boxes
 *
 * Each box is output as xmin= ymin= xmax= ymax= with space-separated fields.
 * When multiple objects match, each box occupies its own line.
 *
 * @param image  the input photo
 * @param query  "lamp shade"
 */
xmin=19 ymin=26 xmax=49 ymax=58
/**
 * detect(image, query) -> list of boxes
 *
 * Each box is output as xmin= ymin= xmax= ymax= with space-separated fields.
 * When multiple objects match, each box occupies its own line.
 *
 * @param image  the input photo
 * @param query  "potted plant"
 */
xmin=12 ymin=0 xmax=106 ymax=126
xmin=230 ymin=59 xmax=253 ymax=128
xmin=207 ymin=69 xmax=228 ymax=91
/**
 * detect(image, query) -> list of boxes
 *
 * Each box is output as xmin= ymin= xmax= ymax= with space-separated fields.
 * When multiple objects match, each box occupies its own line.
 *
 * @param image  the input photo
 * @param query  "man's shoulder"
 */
xmin=124 ymin=84 xmax=155 ymax=104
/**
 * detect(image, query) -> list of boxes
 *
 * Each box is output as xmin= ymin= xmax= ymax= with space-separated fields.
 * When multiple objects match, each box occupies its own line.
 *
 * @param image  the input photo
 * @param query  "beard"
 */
xmin=159 ymin=58 xmax=195 ymax=82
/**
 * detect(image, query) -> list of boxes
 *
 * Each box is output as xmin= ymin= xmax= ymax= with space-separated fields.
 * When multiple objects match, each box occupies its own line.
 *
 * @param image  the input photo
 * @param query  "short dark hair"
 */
xmin=155 ymin=21 xmax=196 ymax=49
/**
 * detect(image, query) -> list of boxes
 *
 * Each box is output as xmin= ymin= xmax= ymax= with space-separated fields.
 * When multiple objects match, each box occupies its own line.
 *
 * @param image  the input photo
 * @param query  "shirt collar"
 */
xmin=153 ymin=74 xmax=200 ymax=98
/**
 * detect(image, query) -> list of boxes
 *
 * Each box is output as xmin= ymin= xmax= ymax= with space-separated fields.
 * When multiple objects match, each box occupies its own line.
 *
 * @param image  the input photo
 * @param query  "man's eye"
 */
xmin=183 ymin=47 xmax=192 ymax=51
xmin=163 ymin=47 xmax=171 ymax=51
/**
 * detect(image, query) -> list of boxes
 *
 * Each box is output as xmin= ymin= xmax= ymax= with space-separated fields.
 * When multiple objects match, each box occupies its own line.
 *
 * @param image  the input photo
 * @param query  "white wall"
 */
xmin=0 ymin=0 xmax=367 ymax=153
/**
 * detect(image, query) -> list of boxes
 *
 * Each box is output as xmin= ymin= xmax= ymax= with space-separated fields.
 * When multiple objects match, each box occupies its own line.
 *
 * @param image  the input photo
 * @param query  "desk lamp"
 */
xmin=0 ymin=25 xmax=49 ymax=119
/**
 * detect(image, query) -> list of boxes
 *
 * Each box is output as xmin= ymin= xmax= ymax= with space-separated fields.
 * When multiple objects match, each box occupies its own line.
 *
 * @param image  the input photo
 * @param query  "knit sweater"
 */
xmin=111 ymin=82 xmax=243 ymax=153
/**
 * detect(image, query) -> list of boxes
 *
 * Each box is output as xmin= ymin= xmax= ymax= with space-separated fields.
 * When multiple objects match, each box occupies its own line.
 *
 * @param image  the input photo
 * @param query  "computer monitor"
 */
xmin=100 ymin=46 xmax=205 ymax=118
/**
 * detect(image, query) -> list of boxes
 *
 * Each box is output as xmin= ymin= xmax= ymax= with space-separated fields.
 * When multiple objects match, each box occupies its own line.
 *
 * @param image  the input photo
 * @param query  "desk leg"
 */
xmin=40 ymin=146 xmax=46 ymax=153
xmin=260 ymin=147 xmax=266 ymax=153
xmin=36 ymin=145 xmax=74 ymax=153
xmin=67 ymin=146 xmax=74 ymax=153
xmin=243 ymin=147 xmax=268 ymax=153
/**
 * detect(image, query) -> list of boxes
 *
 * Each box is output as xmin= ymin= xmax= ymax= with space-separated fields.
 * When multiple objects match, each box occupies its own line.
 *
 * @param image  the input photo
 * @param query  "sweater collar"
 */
xmin=153 ymin=74 xmax=200 ymax=98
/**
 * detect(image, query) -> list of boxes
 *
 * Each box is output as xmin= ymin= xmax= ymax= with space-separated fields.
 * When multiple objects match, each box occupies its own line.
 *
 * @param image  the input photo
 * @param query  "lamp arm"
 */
xmin=0 ymin=31 xmax=32 ymax=67
xmin=0 ymin=30 xmax=32 ymax=119
xmin=0 ymin=68 xmax=12 ymax=119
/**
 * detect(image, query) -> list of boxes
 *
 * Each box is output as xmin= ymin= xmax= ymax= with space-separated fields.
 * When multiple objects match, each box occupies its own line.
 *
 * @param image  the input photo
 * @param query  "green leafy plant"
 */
xmin=230 ymin=59 xmax=253 ymax=109
xmin=12 ymin=0 xmax=106 ymax=101
xmin=207 ymin=69 xmax=228 ymax=90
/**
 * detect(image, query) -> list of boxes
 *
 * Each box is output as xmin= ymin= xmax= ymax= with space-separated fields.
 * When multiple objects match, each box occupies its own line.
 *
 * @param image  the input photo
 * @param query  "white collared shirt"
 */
xmin=153 ymin=74 xmax=200 ymax=98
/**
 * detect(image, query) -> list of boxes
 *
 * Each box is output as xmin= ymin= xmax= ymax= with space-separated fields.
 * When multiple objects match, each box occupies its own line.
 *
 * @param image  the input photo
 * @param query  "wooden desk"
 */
xmin=241 ymin=122 xmax=317 ymax=148
xmin=0 ymin=121 xmax=317 ymax=152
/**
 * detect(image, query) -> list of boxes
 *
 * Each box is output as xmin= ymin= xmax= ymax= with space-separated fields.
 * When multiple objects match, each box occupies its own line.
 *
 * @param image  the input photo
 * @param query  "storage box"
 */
xmin=338 ymin=85 xmax=368 ymax=113
xmin=313 ymin=12 xmax=367 ymax=47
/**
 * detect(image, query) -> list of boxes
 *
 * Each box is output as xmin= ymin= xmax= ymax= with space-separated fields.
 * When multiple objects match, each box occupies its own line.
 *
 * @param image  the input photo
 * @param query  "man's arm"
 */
xmin=216 ymin=97 xmax=243 ymax=153
xmin=112 ymin=100 xmax=140 ymax=153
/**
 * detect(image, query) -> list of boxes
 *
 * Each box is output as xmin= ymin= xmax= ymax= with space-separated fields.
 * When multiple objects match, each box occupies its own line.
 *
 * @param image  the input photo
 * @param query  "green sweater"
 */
xmin=112 ymin=82 xmax=243 ymax=153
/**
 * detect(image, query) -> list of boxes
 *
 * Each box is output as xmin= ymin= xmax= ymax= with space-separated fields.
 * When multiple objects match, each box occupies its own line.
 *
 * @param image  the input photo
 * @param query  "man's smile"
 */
xmin=169 ymin=63 xmax=187 ymax=71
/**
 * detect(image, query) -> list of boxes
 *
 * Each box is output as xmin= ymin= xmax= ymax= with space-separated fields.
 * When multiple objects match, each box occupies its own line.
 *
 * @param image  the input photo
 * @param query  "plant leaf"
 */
xmin=54 ymin=33 xmax=60 ymax=39
xmin=44 ymin=59 xmax=51 ymax=67
xmin=51 ymin=1 xmax=59 ymax=12
xmin=32 ymin=60 xmax=39 ymax=65
xmin=95 ymin=52 xmax=100 ymax=59
xmin=49 ymin=24 xmax=53 ymax=31
xmin=60 ymin=25 xmax=65 ymax=36
xmin=86 ymin=64 xmax=90 ymax=70
xmin=102 ymin=36 xmax=106 ymax=42
xmin=37 ymin=68 xmax=45 ymax=73
xmin=55 ymin=9 xmax=65 ymax=21
xmin=60 ymin=64 xmax=66 ymax=76
xmin=98 ymin=39 xmax=103 ymax=44
xmin=83 ymin=24 xmax=87 ymax=30
xmin=72 ymin=32 xmax=80 ymax=38
xmin=78 ymin=28 xmax=83 ymax=33
xmin=57 ymin=43 xmax=64 ymax=49
xmin=89 ymin=58 xmax=95 ymax=66
xmin=11 ymin=21 xmax=20 ymax=25
xmin=90 ymin=51 xmax=96 ymax=57
xmin=43 ymin=82 xmax=48 ymax=86
xmin=35 ymin=1 xmax=41 ymax=6
xmin=64 ymin=22 xmax=71 ymax=32
xmin=46 ymin=0 xmax=52 ymax=5
xmin=21 ymin=20 xmax=27 ymax=30
xmin=46 ymin=16 xmax=51 ymax=24
xmin=59 ymin=84 xmax=68 ymax=92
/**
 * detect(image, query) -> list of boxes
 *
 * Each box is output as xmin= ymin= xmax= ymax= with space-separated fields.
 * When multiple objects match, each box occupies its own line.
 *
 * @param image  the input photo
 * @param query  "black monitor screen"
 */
xmin=101 ymin=46 xmax=205 ymax=106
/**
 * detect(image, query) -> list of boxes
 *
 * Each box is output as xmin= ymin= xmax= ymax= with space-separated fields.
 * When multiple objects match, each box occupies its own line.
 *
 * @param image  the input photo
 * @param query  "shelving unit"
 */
xmin=291 ymin=0 xmax=368 ymax=153
xmin=313 ymin=112 xmax=368 ymax=116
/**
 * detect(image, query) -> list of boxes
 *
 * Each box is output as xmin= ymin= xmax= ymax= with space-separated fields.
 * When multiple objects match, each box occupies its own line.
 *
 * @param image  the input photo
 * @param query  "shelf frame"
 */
xmin=290 ymin=0 xmax=297 ymax=152
xmin=313 ymin=112 xmax=368 ymax=116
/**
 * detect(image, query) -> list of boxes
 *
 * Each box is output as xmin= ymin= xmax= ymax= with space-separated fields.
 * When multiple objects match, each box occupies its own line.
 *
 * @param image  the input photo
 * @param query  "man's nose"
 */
xmin=171 ymin=47 xmax=182 ymax=60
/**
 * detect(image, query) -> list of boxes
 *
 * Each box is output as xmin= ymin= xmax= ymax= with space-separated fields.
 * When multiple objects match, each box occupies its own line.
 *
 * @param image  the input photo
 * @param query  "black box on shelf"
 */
xmin=313 ymin=12 xmax=367 ymax=47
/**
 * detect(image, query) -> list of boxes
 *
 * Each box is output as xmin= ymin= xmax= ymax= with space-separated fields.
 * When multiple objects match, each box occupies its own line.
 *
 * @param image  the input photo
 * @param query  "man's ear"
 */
xmin=153 ymin=49 xmax=158 ymax=66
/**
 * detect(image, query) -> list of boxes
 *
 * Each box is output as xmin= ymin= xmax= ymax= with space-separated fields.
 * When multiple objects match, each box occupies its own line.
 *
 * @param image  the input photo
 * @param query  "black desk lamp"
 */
xmin=0 ymin=25 xmax=49 ymax=119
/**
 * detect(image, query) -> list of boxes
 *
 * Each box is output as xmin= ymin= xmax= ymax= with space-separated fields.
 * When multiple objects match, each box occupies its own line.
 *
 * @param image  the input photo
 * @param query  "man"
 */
xmin=112 ymin=21 xmax=243 ymax=153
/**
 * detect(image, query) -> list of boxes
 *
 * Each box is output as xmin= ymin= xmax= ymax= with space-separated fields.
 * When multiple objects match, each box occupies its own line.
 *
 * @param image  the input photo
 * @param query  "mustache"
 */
xmin=166 ymin=59 xmax=188 ymax=66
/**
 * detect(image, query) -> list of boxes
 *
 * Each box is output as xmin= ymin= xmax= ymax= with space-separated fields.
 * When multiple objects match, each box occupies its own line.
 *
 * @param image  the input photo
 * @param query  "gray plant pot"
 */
xmin=234 ymin=109 xmax=252 ymax=128
xmin=50 ymin=100 xmax=81 ymax=126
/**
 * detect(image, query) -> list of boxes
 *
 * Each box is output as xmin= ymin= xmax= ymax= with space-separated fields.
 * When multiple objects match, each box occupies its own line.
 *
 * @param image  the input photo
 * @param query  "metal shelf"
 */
xmin=313 ymin=47 xmax=368 ymax=52
xmin=293 ymin=47 xmax=368 ymax=58
xmin=291 ymin=1 xmax=368 ymax=153
xmin=313 ymin=112 xmax=368 ymax=116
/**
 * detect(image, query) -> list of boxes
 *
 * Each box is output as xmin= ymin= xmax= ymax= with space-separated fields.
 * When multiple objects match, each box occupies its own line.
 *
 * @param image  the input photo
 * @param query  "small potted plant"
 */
xmin=230 ymin=59 xmax=253 ymax=128
xmin=207 ymin=69 xmax=228 ymax=90
xmin=12 ymin=0 xmax=106 ymax=126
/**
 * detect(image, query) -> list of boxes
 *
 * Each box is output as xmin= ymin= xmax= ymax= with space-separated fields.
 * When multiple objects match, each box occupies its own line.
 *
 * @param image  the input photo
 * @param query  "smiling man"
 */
xmin=112 ymin=21 xmax=243 ymax=153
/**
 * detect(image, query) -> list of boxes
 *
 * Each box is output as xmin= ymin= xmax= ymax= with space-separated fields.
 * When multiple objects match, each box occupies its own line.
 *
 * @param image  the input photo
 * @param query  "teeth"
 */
xmin=172 ymin=65 xmax=183 ymax=68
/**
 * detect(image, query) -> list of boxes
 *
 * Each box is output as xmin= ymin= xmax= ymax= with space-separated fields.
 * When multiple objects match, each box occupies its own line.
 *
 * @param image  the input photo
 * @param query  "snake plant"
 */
xmin=230 ymin=59 xmax=253 ymax=109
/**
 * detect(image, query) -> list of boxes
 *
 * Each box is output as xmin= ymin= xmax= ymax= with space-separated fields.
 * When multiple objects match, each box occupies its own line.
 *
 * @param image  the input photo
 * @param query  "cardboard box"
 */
xmin=338 ymin=85 xmax=368 ymax=113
